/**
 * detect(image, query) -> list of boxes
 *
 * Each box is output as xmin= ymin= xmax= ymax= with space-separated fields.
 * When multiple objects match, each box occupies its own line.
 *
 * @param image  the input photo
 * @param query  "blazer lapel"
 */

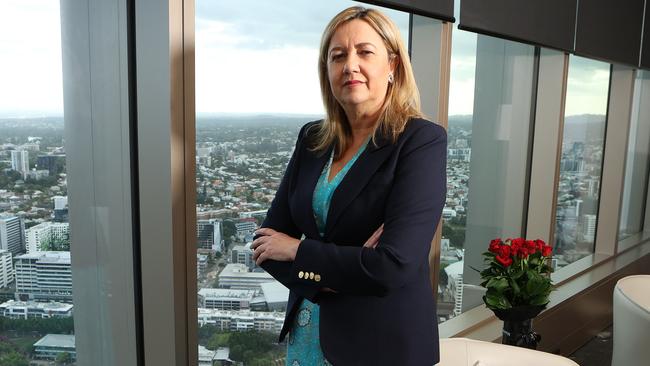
xmin=294 ymin=144 xmax=332 ymax=239
xmin=325 ymin=132 xmax=395 ymax=237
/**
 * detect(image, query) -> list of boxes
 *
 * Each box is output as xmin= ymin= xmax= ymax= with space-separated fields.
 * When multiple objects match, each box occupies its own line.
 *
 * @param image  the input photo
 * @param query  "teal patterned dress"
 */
xmin=286 ymin=137 xmax=370 ymax=366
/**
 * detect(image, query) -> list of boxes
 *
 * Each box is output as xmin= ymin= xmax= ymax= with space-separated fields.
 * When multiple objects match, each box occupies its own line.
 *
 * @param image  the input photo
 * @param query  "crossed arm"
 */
xmin=252 ymin=123 xmax=447 ymax=298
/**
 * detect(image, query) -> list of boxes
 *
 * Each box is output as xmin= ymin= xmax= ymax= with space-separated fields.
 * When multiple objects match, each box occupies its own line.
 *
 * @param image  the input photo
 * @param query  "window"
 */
xmin=1 ymin=1 xmax=140 ymax=364
xmin=0 ymin=2 xmax=74 ymax=364
xmin=194 ymin=1 xmax=408 ymax=364
xmin=619 ymin=70 xmax=650 ymax=240
xmin=553 ymin=55 xmax=610 ymax=269
xmin=440 ymin=3 xmax=536 ymax=323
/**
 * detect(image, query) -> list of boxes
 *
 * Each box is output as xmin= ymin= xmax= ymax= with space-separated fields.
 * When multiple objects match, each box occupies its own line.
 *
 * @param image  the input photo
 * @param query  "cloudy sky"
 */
xmin=0 ymin=0 xmax=610 ymax=118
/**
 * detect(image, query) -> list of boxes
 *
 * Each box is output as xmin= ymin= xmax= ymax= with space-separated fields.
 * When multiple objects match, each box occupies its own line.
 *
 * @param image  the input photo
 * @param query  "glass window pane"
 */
xmin=440 ymin=16 xmax=536 ymax=322
xmin=619 ymin=70 xmax=650 ymax=240
xmin=0 ymin=2 xmax=73 ymax=363
xmin=553 ymin=55 xmax=610 ymax=269
xmin=2 ymin=2 xmax=138 ymax=363
xmin=195 ymin=1 xmax=408 ymax=364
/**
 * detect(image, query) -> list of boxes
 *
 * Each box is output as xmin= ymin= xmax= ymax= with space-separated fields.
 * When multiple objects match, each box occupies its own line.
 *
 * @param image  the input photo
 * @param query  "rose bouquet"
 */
xmin=477 ymin=238 xmax=554 ymax=311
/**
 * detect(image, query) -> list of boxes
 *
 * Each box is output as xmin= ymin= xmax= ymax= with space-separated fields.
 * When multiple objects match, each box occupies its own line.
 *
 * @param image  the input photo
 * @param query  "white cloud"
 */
xmin=196 ymin=44 xmax=324 ymax=114
xmin=565 ymin=65 xmax=610 ymax=116
xmin=0 ymin=0 xmax=63 ymax=116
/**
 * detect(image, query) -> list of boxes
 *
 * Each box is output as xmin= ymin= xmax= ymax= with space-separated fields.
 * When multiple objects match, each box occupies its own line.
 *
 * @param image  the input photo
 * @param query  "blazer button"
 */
xmin=309 ymin=272 xmax=315 ymax=280
xmin=315 ymin=274 xmax=321 ymax=282
xmin=298 ymin=271 xmax=304 ymax=279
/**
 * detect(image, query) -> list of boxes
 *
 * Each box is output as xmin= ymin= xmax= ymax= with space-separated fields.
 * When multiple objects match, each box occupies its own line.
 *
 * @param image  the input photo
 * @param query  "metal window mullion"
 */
xmin=410 ymin=16 xmax=451 ymax=301
xmin=525 ymin=49 xmax=568 ymax=244
xmin=136 ymin=0 xmax=194 ymax=364
xmin=595 ymin=65 xmax=636 ymax=255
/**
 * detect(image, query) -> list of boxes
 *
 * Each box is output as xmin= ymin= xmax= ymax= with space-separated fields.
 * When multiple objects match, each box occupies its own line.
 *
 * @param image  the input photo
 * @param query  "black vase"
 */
xmin=491 ymin=304 xmax=546 ymax=349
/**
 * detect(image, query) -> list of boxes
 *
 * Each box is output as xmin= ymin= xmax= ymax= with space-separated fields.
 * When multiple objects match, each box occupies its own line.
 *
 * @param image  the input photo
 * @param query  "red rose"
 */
xmin=498 ymin=245 xmax=511 ymax=258
xmin=542 ymin=245 xmax=553 ymax=257
xmin=512 ymin=238 xmax=525 ymax=247
xmin=535 ymin=239 xmax=546 ymax=251
xmin=496 ymin=254 xmax=513 ymax=267
xmin=489 ymin=239 xmax=502 ymax=253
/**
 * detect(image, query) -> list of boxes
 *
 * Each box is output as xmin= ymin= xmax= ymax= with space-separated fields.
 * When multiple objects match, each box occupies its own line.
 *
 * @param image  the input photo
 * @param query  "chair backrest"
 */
xmin=615 ymin=275 xmax=650 ymax=313
xmin=437 ymin=338 xmax=580 ymax=366
xmin=612 ymin=275 xmax=650 ymax=366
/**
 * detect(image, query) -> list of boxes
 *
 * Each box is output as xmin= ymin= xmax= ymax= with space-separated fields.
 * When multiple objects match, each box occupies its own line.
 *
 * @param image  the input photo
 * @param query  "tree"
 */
xmin=56 ymin=352 xmax=72 ymax=365
xmin=439 ymin=266 xmax=449 ymax=287
xmin=39 ymin=231 xmax=70 ymax=251
xmin=0 ymin=351 xmax=28 ymax=366
xmin=442 ymin=223 xmax=466 ymax=249
xmin=206 ymin=332 xmax=229 ymax=350
xmin=222 ymin=220 xmax=236 ymax=248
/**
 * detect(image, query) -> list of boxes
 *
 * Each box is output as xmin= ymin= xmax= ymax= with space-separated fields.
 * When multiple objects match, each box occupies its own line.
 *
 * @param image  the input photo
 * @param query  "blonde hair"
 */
xmin=309 ymin=6 xmax=423 ymax=158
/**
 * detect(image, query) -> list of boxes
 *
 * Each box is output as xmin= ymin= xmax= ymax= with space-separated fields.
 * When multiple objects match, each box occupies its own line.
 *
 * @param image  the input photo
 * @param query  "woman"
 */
xmin=251 ymin=6 xmax=446 ymax=366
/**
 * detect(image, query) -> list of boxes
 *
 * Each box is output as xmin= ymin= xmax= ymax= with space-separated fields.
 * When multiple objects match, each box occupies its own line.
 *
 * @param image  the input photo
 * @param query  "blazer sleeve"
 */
xmin=290 ymin=123 xmax=447 ymax=297
xmin=253 ymin=122 xmax=320 ymax=302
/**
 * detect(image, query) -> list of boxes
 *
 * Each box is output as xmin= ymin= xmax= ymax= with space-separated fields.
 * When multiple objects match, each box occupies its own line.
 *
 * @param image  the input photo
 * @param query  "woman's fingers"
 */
xmin=254 ymin=227 xmax=276 ymax=237
xmin=252 ymin=242 xmax=264 ymax=261
xmin=363 ymin=224 xmax=384 ymax=248
xmin=251 ymin=235 xmax=267 ymax=250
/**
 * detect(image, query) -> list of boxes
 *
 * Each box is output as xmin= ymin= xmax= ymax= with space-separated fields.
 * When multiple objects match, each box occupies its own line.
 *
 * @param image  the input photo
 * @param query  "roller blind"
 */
xmin=459 ymin=0 xmax=577 ymax=52
xmin=359 ymin=0 xmax=455 ymax=22
xmin=574 ymin=0 xmax=645 ymax=67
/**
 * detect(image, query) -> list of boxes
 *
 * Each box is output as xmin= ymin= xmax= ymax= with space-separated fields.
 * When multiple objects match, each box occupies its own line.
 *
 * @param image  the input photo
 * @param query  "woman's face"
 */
xmin=327 ymin=19 xmax=394 ymax=116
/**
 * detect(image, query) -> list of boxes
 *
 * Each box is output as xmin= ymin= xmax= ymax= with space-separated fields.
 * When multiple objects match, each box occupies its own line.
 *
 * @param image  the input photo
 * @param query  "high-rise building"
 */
xmin=581 ymin=214 xmax=598 ymax=243
xmin=0 ymin=250 xmax=14 ymax=288
xmin=52 ymin=196 xmax=69 ymax=223
xmin=25 ymin=222 xmax=70 ymax=253
xmin=197 ymin=219 xmax=222 ymax=252
xmin=231 ymin=244 xmax=254 ymax=269
xmin=234 ymin=218 xmax=257 ymax=240
xmin=0 ymin=300 xmax=73 ymax=319
xmin=10 ymin=150 xmax=29 ymax=178
xmin=37 ymin=154 xmax=66 ymax=175
xmin=53 ymin=196 xmax=68 ymax=210
xmin=197 ymin=288 xmax=256 ymax=310
xmin=0 ymin=215 xmax=26 ymax=256
xmin=445 ymin=260 xmax=464 ymax=317
xmin=14 ymin=251 xmax=72 ymax=302
xmin=217 ymin=263 xmax=274 ymax=290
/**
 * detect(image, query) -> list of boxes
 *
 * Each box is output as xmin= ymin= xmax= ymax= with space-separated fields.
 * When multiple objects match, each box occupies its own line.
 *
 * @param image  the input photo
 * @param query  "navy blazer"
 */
xmin=254 ymin=118 xmax=447 ymax=365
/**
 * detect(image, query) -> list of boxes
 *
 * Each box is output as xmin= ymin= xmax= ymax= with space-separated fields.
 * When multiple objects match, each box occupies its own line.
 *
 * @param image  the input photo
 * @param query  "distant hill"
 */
xmin=196 ymin=114 xmax=323 ymax=129
xmin=448 ymin=115 xmax=472 ymax=129
xmin=563 ymin=114 xmax=606 ymax=143
xmin=0 ymin=117 xmax=63 ymax=129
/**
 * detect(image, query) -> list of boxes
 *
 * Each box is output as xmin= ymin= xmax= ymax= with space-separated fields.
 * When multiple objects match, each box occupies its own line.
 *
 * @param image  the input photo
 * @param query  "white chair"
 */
xmin=437 ymin=338 xmax=579 ymax=366
xmin=611 ymin=275 xmax=650 ymax=366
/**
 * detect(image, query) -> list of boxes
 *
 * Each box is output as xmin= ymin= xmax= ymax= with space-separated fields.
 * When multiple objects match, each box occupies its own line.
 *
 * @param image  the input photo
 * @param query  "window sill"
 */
xmin=439 ymin=237 xmax=650 ymax=341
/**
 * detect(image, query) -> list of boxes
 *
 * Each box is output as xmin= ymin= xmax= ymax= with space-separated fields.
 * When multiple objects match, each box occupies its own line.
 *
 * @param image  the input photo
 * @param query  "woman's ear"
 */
xmin=389 ymin=54 xmax=398 ymax=76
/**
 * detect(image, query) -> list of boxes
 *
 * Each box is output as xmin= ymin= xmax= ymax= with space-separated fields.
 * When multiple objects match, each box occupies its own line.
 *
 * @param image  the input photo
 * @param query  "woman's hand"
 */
xmin=363 ymin=224 xmax=384 ymax=249
xmin=251 ymin=228 xmax=301 ymax=265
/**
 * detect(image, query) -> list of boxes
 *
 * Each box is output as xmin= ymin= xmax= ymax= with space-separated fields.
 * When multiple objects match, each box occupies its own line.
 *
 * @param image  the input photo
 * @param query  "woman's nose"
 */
xmin=343 ymin=55 xmax=359 ymax=74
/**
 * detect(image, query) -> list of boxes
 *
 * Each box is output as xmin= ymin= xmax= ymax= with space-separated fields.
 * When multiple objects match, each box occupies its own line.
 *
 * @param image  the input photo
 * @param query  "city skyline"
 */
xmin=1 ymin=0 xmax=610 ymax=118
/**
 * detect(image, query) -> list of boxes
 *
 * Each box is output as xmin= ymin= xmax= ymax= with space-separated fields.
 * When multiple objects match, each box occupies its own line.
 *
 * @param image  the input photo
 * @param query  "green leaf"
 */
xmin=530 ymin=295 xmax=549 ymax=305
xmin=508 ymin=277 xmax=521 ymax=296
xmin=487 ymin=277 xmax=509 ymax=292
xmin=469 ymin=265 xmax=482 ymax=273
xmin=511 ymin=269 xmax=525 ymax=280
xmin=485 ymin=292 xmax=509 ymax=310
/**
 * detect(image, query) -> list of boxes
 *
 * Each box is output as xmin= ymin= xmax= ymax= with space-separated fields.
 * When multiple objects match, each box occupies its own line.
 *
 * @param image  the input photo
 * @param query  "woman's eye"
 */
xmin=331 ymin=54 xmax=344 ymax=61
xmin=359 ymin=50 xmax=373 ymax=56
